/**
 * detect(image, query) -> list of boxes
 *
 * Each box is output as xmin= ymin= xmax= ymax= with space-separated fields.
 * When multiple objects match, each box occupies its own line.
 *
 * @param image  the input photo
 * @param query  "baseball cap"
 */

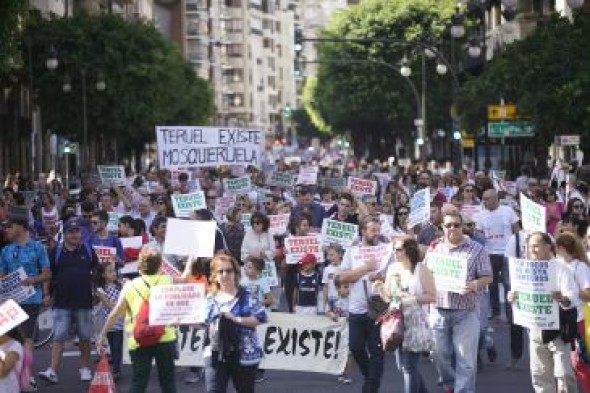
xmin=63 ymin=217 xmax=82 ymax=232
xmin=298 ymin=253 xmax=317 ymax=266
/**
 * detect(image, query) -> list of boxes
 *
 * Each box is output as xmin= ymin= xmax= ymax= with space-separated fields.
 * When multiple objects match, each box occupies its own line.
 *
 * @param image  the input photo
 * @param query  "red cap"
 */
xmin=298 ymin=253 xmax=317 ymax=266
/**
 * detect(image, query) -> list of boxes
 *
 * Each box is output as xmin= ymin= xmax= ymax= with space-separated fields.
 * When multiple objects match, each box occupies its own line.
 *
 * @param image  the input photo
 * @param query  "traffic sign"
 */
xmin=488 ymin=105 xmax=516 ymax=121
xmin=555 ymin=135 xmax=580 ymax=146
xmin=488 ymin=121 xmax=534 ymax=138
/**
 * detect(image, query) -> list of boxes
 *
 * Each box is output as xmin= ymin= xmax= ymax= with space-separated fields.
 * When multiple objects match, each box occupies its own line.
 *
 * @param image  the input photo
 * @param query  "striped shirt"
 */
xmin=98 ymin=284 xmax=124 ymax=331
xmin=425 ymin=237 xmax=492 ymax=310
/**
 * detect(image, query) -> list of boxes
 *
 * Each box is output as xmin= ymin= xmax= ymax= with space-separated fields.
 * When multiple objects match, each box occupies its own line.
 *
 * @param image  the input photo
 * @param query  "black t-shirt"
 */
xmin=50 ymin=244 xmax=98 ymax=310
xmin=328 ymin=211 xmax=360 ymax=226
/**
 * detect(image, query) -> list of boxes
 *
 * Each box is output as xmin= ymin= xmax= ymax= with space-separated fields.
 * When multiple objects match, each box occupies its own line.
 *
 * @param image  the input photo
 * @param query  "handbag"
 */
xmin=377 ymin=308 xmax=404 ymax=351
xmin=363 ymin=280 xmax=389 ymax=320
xmin=401 ymin=297 xmax=434 ymax=353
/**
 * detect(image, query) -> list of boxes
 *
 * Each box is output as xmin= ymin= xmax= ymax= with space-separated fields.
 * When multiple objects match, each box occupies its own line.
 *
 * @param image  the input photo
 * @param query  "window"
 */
xmin=226 ymin=44 xmax=243 ymax=57
xmin=222 ymin=69 xmax=244 ymax=84
xmin=224 ymin=0 xmax=242 ymax=7
xmin=225 ymin=19 xmax=243 ymax=33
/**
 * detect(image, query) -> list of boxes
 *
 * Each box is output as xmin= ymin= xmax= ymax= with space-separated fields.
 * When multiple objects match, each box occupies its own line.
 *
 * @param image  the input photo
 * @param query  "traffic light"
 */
xmin=294 ymin=28 xmax=303 ymax=54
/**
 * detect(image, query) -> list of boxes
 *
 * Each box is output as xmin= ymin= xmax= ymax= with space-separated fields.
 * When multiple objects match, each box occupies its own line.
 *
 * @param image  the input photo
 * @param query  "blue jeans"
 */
xmin=107 ymin=330 xmax=123 ymax=373
xmin=52 ymin=308 xmax=93 ymax=342
xmin=396 ymin=350 xmax=429 ymax=393
xmin=430 ymin=308 xmax=480 ymax=393
xmin=349 ymin=313 xmax=384 ymax=392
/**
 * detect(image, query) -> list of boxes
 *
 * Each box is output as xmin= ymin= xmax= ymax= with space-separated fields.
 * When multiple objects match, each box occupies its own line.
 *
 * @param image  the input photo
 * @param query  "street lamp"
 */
xmin=450 ymin=8 xmax=466 ymax=38
xmin=436 ymin=62 xmax=448 ymax=75
xmin=467 ymin=37 xmax=482 ymax=58
xmin=400 ymin=56 xmax=412 ymax=77
xmin=45 ymin=46 xmax=58 ymax=71
xmin=62 ymin=74 xmax=72 ymax=93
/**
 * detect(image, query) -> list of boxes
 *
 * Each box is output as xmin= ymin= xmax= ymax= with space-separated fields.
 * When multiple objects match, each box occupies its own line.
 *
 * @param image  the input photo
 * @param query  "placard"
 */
xmin=347 ymin=177 xmax=377 ymax=197
xmin=93 ymin=246 xmax=117 ymax=264
xmin=504 ymin=181 xmax=517 ymax=196
xmin=149 ymin=284 xmax=207 ymax=325
xmin=297 ymin=166 xmax=319 ymax=185
xmin=107 ymin=212 xmax=123 ymax=233
xmin=171 ymin=191 xmax=206 ymax=218
xmin=260 ymin=260 xmax=279 ymax=287
xmin=520 ymin=192 xmax=546 ymax=233
xmin=156 ymin=126 xmax=263 ymax=169
xmin=426 ymin=252 xmax=468 ymax=294
xmin=0 ymin=299 xmax=29 ymax=336
xmin=214 ymin=196 xmax=236 ymax=219
xmin=461 ymin=204 xmax=482 ymax=220
xmin=0 ymin=268 xmax=35 ymax=303
xmin=285 ymin=235 xmax=323 ymax=265
xmin=269 ymin=214 xmax=290 ymax=236
xmin=120 ymin=236 xmax=143 ymax=250
xmin=408 ymin=188 xmax=430 ymax=228
xmin=508 ymin=258 xmax=559 ymax=330
xmin=97 ymin=165 xmax=126 ymax=186
xmin=320 ymin=177 xmax=347 ymax=191
xmin=321 ymin=219 xmax=358 ymax=248
xmin=349 ymin=243 xmax=393 ymax=272
xmin=222 ymin=176 xmax=252 ymax=195
xmin=163 ymin=218 xmax=216 ymax=257
xmin=241 ymin=213 xmax=252 ymax=229
xmin=161 ymin=259 xmax=181 ymax=278
xmin=268 ymin=171 xmax=295 ymax=188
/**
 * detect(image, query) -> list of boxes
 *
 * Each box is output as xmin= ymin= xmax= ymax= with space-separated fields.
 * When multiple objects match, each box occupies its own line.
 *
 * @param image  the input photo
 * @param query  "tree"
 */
xmin=0 ymin=0 xmax=28 ymax=77
xmin=458 ymin=12 xmax=590 ymax=168
xmin=311 ymin=0 xmax=458 ymax=159
xmin=23 ymin=11 xmax=214 ymax=167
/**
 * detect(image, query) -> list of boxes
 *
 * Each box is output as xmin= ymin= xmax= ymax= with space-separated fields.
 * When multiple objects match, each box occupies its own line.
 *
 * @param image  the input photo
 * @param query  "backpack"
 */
xmin=54 ymin=241 xmax=94 ymax=263
xmin=132 ymin=277 xmax=165 ymax=347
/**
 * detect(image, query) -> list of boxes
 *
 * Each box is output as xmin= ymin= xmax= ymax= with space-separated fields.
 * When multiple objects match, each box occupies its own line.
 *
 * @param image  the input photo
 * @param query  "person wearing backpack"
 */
xmin=98 ymin=244 xmax=177 ymax=393
xmin=38 ymin=217 xmax=99 ymax=385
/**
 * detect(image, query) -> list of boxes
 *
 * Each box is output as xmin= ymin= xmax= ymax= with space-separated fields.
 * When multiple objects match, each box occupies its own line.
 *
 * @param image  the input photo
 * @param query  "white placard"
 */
xmin=97 ymin=165 xmax=126 ymax=186
xmin=171 ymin=191 xmax=206 ymax=218
xmin=163 ymin=219 xmax=216 ymax=257
xmin=156 ymin=126 xmax=264 ymax=169
xmin=520 ymin=192 xmax=546 ymax=233
xmin=149 ymin=284 xmax=207 ymax=325
xmin=349 ymin=243 xmax=393 ymax=272
xmin=461 ymin=204 xmax=482 ymax=220
xmin=426 ymin=252 xmax=469 ymax=294
xmin=297 ymin=166 xmax=319 ymax=185
xmin=408 ymin=188 xmax=430 ymax=228
xmin=93 ymin=246 xmax=117 ymax=264
xmin=269 ymin=213 xmax=290 ymax=236
xmin=120 ymin=236 xmax=143 ymax=250
xmin=0 ymin=299 xmax=29 ymax=336
xmin=347 ymin=177 xmax=377 ymax=197
xmin=285 ymin=235 xmax=323 ymax=265
xmin=0 ymin=268 xmax=35 ymax=303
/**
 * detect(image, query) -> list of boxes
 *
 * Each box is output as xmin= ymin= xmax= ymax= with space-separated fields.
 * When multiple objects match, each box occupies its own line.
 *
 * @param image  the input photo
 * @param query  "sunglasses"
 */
xmin=463 ymin=223 xmax=475 ymax=227
xmin=263 ymin=202 xmax=271 ymax=205
xmin=394 ymin=248 xmax=404 ymax=252
xmin=216 ymin=268 xmax=234 ymax=275
xmin=443 ymin=223 xmax=462 ymax=229
xmin=573 ymin=205 xmax=584 ymax=209
xmin=91 ymin=220 xmax=101 ymax=225
xmin=398 ymin=211 xmax=408 ymax=216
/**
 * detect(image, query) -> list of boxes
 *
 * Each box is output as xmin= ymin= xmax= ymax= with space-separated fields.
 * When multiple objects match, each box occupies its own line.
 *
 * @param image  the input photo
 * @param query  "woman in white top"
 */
xmin=0 ymin=328 xmax=24 ymax=393
xmin=240 ymin=212 xmax=276 ymax=262
xmin=377 ymin=236 xmax=435 ymax=393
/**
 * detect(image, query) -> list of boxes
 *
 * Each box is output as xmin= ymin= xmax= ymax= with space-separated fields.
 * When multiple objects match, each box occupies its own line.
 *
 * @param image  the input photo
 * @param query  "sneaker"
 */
xmin=38 ymin=368 xmax=59 ymax=384
xmin=487 ymin=346 xmax=498 ymax=363
xmin=184 ymin=371 xmax=201 ymax=384
xmin=79 ymin=367 xmax=92 ymax=382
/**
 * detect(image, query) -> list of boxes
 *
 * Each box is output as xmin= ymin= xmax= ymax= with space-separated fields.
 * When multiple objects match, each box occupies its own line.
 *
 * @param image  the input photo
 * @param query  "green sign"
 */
xmin=321 ymin=219 xmax=358 ymax=247
xmin=488 ymin=121 xmax=534 ymax=138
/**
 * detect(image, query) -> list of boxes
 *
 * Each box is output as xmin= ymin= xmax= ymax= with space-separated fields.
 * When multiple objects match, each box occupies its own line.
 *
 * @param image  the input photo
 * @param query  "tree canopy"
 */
xmin=0 ymin=0 xmax=28 ymax=76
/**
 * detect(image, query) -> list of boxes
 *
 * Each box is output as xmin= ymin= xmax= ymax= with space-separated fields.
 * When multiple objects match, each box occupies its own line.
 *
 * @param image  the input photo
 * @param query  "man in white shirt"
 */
xmin=473 ymin=189 xmax=519 ymax=319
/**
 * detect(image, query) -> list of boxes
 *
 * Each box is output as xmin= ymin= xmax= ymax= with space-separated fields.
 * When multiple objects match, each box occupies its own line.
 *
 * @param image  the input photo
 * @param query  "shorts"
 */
xmin=19 ymin=304 xmax=40 ymax=339
xmin=52 ymin=308 xmax=93 ymax=342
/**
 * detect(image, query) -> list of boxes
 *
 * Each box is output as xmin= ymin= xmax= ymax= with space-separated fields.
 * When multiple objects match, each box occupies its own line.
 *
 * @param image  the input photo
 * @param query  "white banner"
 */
xmin=0 ymin=299 xmax=29 ymax=336
xmin=408 ymin=188 xmax=430 ymax=228
xmin=508 ymin=258 xmax=559 ymax=330
xmin=156 ymin=126 xmax=263 ymax=169
xmin=163 ymin=219 xmax=216 ymax=257
xmin=520 ymin=192 xmax=546 ymax=233
xmin=347 ymin=177 xmax=377 ymax=197
xmin=171 ymin=191 xmax=206 ymax=218
xmin=222 ymin=176 xmax=252 ymax=195
xmin=149 ymin=284 xmax=207 ymax=325
xmin=97 ymin=165 xmax=126 ymax=186
xmin=269 ymin=214 xmax=290 ymax=236
xmin=0 ymin=268 xmax=35 ymax=303
xmin=426 ymin=252 xmax=469 ymax=294
xmin=285 ymin=235 xmax=323 ymax=265
xmin=297 ymin=166 xmax=319 ymax=185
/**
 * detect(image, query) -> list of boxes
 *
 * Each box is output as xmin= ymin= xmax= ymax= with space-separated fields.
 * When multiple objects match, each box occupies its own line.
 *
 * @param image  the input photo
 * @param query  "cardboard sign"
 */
xmin=156 ymin=126 xmax=264 ymax=169
xmin=222 ymin=176 xmax=252 ymax=195
xmin=0 ymin=299 xmax=29 ymax=336
xmin=163 ymin=218 xmax=216 ymax=257
xmin=93 ymin=246 xmax=117 ymax=264
xmin=520 ymin=192 xmax=546 ymax=233
xmin=0 ymin=268 xmax=35 ymax=303
xmin=349 ymin=243 xmax=393 ymax=272
xmin=124 ymin=313 xmax=348 ymax=375
xmin=269 ymin=213 xmax=290 ymax=236
xmin=297 ymin=166 xmax=319 ymax=185
xmin=171 ymin=191 xmax=206 ymax=218
xmin=97 ymin=165 xmax=126 ymax=186
xmin=347 ymin=177 xmax=377 ymax=197
xmin=268 ymin=171 xmax=295 ymax=188
xmin=149 ymin=283 xmax=207 ymax=325
xmin=426 ymin=252 xmax=469 ymax=294
xmin=508 ymin=258 xmax=559 ymax=330
xmin=319 ymin=177 xmax=347 ymax=191
xmin=321 ymin=219 xmax=358 ymax=248
xmin=408 ymin=188 xmax=430 ymax=228
xmin=285 ymin=235 xmax=323 ymax=265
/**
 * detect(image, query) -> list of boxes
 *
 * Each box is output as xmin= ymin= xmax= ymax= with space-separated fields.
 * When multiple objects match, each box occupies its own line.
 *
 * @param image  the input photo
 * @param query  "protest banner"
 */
xmin=241 ymin=213 xmax=252 ymax=229
xmin=426 ymin=252 xmax=469 ymax=293
xmin=408 ymin=188 xmax=430 ymax=228
xmin=350 ymin=244 xmax=393 ymax=272
xmin=347 ymin=177 xmax=377 ymax=197
xmin=222 ymin=176 xmax=252 ymax=195
xmin=97 ymin=165 xmax=126 ymax=186
xmin=229 ymin=165 xmax=246 ymax=176
xmin=297 ymin=166 xmax=319 ymax=185
xmin=93 ymin=246 xmax=117 ymax=264
xmin=0 ymin=299 xmax=29 ymax=336
xmin=156 ymin=126 xmax=264 ymax=169
xmin=268 ymin=171 xmax=295 ymax=188
xmin=461 ymin=204 xmax=482 ymax=220
xmin=321 ymin=219 xmax=358 ymax=248
xmin=214 ymin=195 xmax=236 ymax=218
xmin=319 ymin=177 xmax=347 ymax=191
xmin=171 ymin=191 xmax=206 ymax=218
xmin=123 ymin=313 xmax=348 ymax=375
xmin=107 ymin=212 xmax=122 ymax=232
xmin=520 ymin=192 xmax=546 ymax=233
xmin=508 ymin=258 xmax=559 ymax=330
xmin=163 ymin=218 xmax=216 ymax=257
xmin=0 ymin=268 xmax=35 ymax=303
xmin=149 ymin=283 xmax=207 ymax=325
xmin=285 ymin=235 xmax=323 ymax=265
xmin=269 ymin=213 xmax=290 ymax=236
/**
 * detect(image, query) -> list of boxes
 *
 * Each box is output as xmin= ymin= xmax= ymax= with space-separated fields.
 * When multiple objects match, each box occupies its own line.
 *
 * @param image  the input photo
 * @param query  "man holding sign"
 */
xmin=425 ymin=211 xmax=492 ymax=393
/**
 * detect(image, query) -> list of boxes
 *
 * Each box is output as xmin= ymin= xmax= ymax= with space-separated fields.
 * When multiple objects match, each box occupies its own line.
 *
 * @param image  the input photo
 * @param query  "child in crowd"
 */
xmin=322 ymin=244 xmax=344 ymax=313
xmin=326 ymin=275 xmax=353 ymax=385
xmin=95 ymin=262 xmax=124 ymax=380
xmin=241 ymin=257 xmax=276 ymax=309
xmin=0 ymin=327 xmax=24 ymax=392
xmin=295 ymin=253 xmax=320 ymax=315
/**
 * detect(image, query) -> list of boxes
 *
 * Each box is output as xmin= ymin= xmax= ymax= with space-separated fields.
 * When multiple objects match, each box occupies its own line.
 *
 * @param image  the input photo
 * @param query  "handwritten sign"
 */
xmin=268 ymin=171 xmax=295 ymax=188
xmin=0 ymin=300 xmax=29 ymax=336
xmin=171 ymin=191 xmax=206 ymax=218
xmin=156 ymin=126 xmax=263 ymax=169
xmin=520 ymin=192 xmax=546 ymax=233
xmin=285 ymin=235 xmax=323 ymax=265
xmin=508 ymin=258 xmax=559 ymax=330
xmin=97 ymin=165 xmax=126 ymax=186
xmin=321 ymin=219 xmax=358 ymax=248
xmin=349 ymin=243 xmax=393 ymax=272
xmin=261 ymin=260 xmax=279 ymax=287
xmin=269 ymin=214 xmax=290 ymax=236
xmin=297 ymin=166 xmax=319 ymax=185
xmin=426 ymin=252 xmax=468 ymax=293
xmin=149 ymin=283 xmax=207 ymax=325
xmin=222 ymin=176 xmax=252 ymax=195
xmin=408 ymin=188 xmax=430 ymax=228
xmin=93 ymin=246 xmax=117 ymax=264
xmin=347 ymin=177 xmax=377 ymax=197
xmin=0 ymin=268 xmax=35 ymax=303
xmin=319 ymin=177 xmax=347 ymax=191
